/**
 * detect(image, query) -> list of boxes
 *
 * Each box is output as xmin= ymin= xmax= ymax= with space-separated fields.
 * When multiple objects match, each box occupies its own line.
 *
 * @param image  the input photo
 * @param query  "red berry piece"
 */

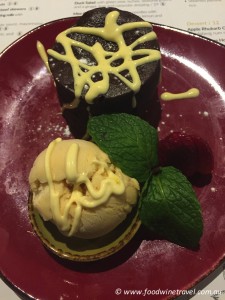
xmin=158 ymin=132 xmax=214 ymax=177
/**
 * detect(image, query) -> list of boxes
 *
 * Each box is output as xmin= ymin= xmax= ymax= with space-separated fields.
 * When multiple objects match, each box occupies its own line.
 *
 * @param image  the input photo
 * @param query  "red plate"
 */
xmin=0 ymin=18 xmax=225 ymax=300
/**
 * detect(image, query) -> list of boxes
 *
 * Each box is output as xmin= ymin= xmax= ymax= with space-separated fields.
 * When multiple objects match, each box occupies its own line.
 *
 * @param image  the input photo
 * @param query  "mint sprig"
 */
xmin=88 ymin=113 xmax=158 ymax=183
xmin=139 ymin=167 xmax=203 ymax=248
xmin=87 ymin=113 xmax=203 ymax=248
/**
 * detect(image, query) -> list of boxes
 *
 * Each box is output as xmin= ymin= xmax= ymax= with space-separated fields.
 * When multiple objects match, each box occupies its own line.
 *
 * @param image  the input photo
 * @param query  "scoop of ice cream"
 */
xmin=29 ymin=138 xmax=139 ymax=239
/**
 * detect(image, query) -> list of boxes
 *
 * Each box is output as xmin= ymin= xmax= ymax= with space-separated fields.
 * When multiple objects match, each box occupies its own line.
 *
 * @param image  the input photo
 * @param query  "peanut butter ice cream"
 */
xmin=29 ymin=138 xmax=139 ymax=239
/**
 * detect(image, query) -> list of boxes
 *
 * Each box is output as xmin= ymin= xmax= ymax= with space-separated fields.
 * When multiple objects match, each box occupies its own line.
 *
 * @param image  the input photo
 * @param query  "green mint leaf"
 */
xmin=139 ymin=166 xmax=203 ymax=248
xmin=87 ymin=113 xmax=158 ymax=183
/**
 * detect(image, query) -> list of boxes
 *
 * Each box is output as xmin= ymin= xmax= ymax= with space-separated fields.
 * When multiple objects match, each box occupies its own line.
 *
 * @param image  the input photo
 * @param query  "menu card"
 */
xmin=1 ymin=0 xmax=225 ymax=52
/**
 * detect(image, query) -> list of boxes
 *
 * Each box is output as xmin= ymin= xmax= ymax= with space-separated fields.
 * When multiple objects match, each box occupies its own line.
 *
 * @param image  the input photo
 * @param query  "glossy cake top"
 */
xmin=45 ymin=7 xmax=161 ymax=103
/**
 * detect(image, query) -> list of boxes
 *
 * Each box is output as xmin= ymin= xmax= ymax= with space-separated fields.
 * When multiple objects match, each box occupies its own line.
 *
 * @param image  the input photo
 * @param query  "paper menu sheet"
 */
xmin=0 ymin=0 xmax=225 ymax=52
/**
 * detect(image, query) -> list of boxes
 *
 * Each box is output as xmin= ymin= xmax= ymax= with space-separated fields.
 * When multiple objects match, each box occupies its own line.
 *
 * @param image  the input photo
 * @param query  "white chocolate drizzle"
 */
xmin=37 ymin=41 xmax=50 ymax=71
xmin=45 ymin=11 xmax=161 ymax=104
xmin=44 ymin=138 xmax=126 ymax=236
xmin=160 ymin=88 xmax=200 ymax=101
xmin=62 ymin=97 xmax=80 ymax=112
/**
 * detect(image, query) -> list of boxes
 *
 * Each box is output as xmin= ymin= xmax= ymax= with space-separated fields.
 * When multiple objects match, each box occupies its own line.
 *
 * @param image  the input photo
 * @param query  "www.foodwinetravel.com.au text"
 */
xmin=114 ymin=287 xmax=223 ymax=297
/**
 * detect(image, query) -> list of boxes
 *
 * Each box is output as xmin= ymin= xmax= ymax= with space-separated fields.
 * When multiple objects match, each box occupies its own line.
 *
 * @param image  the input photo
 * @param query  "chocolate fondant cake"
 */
xmin=47 ymin=7 xmax=161 ymax=137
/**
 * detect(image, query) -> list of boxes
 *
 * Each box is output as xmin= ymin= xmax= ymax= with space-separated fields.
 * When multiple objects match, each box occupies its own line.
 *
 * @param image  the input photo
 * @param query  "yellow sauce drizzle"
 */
xmin=46 ymin=10 xmax=161 ymax=104
xmin=132 ymin=95 xmax=137 ymax=108
xmin=44 ymin=138 xmax=126 ymax=236
xmin=160 ymin=88 xmax=200 ymax=101
xmin=65 ymin=142 xmax=79 ymax=182
xmin=37 ymin=41 xmax=50 ymax=71
xmin=62 ymin=97 xmax=80 ymax=112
